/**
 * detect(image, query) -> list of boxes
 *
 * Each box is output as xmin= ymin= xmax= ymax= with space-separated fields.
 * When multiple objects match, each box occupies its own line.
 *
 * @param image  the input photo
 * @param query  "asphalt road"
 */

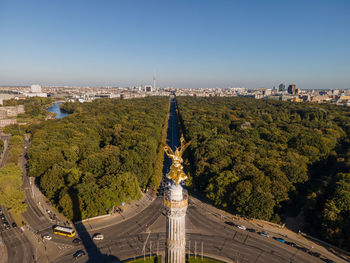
xmin=21 ymin=135 xmax=53 ymax=236
xmin=52 ymin=197 xmax=328 ymax=263
xmin=0 ymin=135 xmax=34 ymax=263
xmin=0 ymin=206 xmax=34 ymax=263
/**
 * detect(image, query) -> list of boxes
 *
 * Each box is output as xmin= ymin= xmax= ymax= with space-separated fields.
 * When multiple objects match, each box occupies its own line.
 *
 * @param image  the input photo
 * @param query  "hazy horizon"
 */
xmin=1 ymin=0 xmax=349 ymax=89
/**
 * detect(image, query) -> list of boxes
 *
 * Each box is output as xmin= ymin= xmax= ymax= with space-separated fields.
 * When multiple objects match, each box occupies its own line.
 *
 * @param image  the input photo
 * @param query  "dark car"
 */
xmin=72 ymin=238 xmax=82 ymax=245
xmin=73 ymin=250 xmax=85 ymax=259
xmin=308 ymin=251 xmax=321 ymax=258
xmin=246 ymin=228 xmax=256 ymax=233
xmin=285 ymin=241 xmax=296 ymax=247
xmin=12 ymin=222 xmax=17 ymax=228
xmin=224 ymin=221 xmax=236 ymax=227
xmin=322 ymin=259 xmax=334 ymax=263
xmin=5 ymin=223 xmax=10 ymax=230
xmin=296 ymin=246 xmax=308 ymax=252
xmin=273 ymin=237 xmax=286 ymax=243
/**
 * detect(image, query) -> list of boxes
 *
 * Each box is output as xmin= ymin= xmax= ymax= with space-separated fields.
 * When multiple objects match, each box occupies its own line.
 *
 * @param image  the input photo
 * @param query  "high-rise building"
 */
xmin=279 ymin=83 xmax=285 ymax=92
xmin=145 ymin=85 xmax=152 ymax=92
xmin=288 ymin=84 xmax=296 ymax=94
xmin=153 ymin=73 xmax=156 ymax=91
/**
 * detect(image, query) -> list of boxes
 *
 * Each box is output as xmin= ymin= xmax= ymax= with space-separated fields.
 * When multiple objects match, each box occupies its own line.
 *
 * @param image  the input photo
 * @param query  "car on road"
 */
xmin=296 ymin=246 xmax=308 ymax=252
xmin=236 ymin=225 xmax=246 ymax=230
xmin=42 ymin=234 xmax=52 ymax=240
xmin=257 ymin=232 xmax=269 ymax=237
xmin=12 ymin=222 xmax=17 ymax=228
xmin=322 ymin=259 xmax=334 ymax=263
xmin=73 ymin=250 xmax=86 ymax=259
xmin=285 ymin=241 xmax=296 ymax=247
xmin=92 ymin=233 xmax=104 ymax=240
xmin=308 ymin=251 xmax=320 ymax=258
xmin=4 ymin=223 xmax=10 ymax=230
xmin=72 ymin=238 xmax=82 ymax=245
xmin=224 ymin=221 xmax=236 ymax=227
xmin=273 ymin=237 xmax=286 ymax=243
xmin=246 ymin=228 xmax=255 ymax=232
xmin=1 ymin=214 xmax=5 ymax=220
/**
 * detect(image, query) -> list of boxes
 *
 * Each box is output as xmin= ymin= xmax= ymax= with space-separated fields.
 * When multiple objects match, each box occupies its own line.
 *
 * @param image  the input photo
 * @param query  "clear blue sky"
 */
xmin=0 ymin=0 xmax=349 ymax=89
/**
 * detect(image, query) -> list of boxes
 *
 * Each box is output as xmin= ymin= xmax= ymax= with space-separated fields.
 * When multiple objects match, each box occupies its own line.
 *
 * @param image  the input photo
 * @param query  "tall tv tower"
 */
xmin=153 ymin=73 xmax=156 ymax=91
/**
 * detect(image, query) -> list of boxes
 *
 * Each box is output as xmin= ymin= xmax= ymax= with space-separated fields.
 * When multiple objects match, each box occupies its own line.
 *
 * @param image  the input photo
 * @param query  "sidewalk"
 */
xmin=30 ymin=177 xmax=156 ymax=232
xmin=22 ymin=224 xmax=66 ymax=263
xmin=75 ymin=192 xmax=156 ymax=232
xmin=189 ymin=195 xmax=349 ymax=263
xmin=0 ymin=235 xmax=7 ymax=263
xmin=29 ymin=176 xmax=69 ymax=227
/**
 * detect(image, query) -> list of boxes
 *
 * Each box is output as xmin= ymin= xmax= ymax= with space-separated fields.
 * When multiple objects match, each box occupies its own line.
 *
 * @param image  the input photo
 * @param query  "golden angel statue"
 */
xmin=164 ymin=136 xmax=191 ymax=185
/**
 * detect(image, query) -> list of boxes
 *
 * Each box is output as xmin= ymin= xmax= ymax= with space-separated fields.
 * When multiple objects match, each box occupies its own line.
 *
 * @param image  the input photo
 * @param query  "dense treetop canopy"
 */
xmin=176 ymin=97 xmax=350 ymax=249
xmin=27 ymin=97 xmax=169 ymax=220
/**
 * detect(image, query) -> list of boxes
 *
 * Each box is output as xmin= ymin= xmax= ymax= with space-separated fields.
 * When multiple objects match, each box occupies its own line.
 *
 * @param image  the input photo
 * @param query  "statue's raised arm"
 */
xmin=164 ymin=136 xmax=191 ymax=185
xmin=164 ymin=145 xmax=175 ymax=159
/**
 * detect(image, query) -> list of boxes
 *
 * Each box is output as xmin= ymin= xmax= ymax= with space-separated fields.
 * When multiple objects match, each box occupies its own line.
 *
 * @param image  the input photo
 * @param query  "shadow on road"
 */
xmin=68 ymin=187 xmax=120 ymax=263
xmin=162 ymin=97 xmax=181 ymax=177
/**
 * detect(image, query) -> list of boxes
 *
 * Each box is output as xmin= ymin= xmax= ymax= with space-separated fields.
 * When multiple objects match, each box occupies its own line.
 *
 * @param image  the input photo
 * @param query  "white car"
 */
xmin=92 ymin=233 xmax=104 ymax=240
xmin=42 ymin=234 xmax=52 ymax=240
xmin=237 ymin=225 xmax=246 ymax=230
xmin=258 ymin=232 xmax=269 ymax=237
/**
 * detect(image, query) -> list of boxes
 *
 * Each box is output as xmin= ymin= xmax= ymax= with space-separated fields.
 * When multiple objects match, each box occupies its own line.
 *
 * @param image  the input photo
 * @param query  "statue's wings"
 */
xmin=179 ymin=137 xmax=191 ymax=156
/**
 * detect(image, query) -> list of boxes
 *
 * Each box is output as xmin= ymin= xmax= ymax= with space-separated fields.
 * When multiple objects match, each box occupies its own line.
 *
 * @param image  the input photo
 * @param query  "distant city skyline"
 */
xmin=0 ymin=0 xmax=349 ymax=89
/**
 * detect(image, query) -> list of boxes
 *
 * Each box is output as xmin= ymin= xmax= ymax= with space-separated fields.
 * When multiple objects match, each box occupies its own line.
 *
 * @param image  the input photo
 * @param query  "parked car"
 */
xmin=285 ymin=241 xmax=296 ymax=247
xmin=0 ymin=208 xmax=2 ymax=213
xmin=73 ymin=250 xmax=86 ymax=259
xmin=12 ymin=222 xmax=17 ymax=228
xmin=246 ymin=228 xmax=256 ymax=233
xmin=224 ymin=221 xmax=236 ymax=227
xmin=257 ymin=232 xmax=269 ymax=237
xmin=273 ymin=237 xmax=286 ymax=243
xmin=236 ymin=225 xmax=246 ymax=230
xmin=308 ymin=251 xmax=321 ymax=258
xmin=296 ymin=246 xmax=308 ymax=252
xmin=72 ymin=238 xmax=82 ymax=245
xmin=322 ymin=259 xmax=334 ymax=263
xmin=1 ymin=214 xmax=5 ymax=220
xmin=92 ymin=233 xmax=104 ymax=240
xmin=42 ymin=234 xmax=52 ymax=240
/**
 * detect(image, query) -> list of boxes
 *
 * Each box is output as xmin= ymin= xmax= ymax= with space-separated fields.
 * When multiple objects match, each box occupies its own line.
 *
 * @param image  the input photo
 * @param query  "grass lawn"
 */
xmin=124 ymin=256 xmax=161 ymax=263
xmin=124 ymin=255 xmax=223 ymax=263
xmin=187 ymin=256 xmax=224 ymax=263
xmin=11 ymin=213 xmax=26 ymax=227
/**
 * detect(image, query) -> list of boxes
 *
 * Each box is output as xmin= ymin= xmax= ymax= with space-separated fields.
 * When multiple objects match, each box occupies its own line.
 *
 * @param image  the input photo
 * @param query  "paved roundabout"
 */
xmin=51 ymin=197 xmax=330 ymax=263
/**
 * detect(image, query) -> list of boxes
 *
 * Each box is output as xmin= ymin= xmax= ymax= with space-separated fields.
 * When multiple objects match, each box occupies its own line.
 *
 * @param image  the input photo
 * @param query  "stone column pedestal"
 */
xmin=164 ymin=184 xmax=188 ymax=263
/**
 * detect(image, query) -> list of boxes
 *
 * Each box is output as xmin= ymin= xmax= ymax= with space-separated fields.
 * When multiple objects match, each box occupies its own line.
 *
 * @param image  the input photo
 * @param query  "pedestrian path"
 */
xmin=75 ymin=192 xmax=156 ymax=232
xmin=189 ymin=195 xmax=349 ymax=263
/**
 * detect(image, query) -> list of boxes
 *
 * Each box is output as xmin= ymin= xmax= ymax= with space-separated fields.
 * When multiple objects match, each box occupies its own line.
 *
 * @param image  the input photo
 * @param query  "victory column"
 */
xmin=164 ymin=137 xmax=191 ymax=263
